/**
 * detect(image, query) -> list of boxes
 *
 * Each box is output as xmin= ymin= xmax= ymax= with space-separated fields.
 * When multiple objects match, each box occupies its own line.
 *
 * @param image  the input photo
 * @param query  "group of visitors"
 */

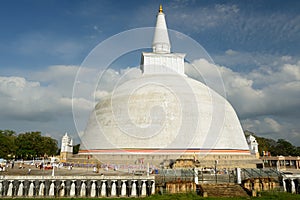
xmin=0 ymin=160 xmax=14 ymax=171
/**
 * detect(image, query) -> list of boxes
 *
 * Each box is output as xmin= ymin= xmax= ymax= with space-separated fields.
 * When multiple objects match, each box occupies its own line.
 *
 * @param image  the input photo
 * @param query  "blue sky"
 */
xmin=0 ymin=0 xmax=300 ymax=146
xmin=2 ymin=0 xmax=299 ymax=71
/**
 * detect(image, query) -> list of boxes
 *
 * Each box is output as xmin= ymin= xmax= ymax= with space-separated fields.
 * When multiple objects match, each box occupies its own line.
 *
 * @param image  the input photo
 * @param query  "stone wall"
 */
xmin=165 ymin=181 xmax=196 ymax=194
xmin=67 ymin=153 xmax=262 ymax=169
xmin=242 ymin=177 xmax=279 ymax=192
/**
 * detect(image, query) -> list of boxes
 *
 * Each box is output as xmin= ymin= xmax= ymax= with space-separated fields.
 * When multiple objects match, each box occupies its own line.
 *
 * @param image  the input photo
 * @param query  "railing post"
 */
xmin=236 ymin=168 xmax=241 ymax=184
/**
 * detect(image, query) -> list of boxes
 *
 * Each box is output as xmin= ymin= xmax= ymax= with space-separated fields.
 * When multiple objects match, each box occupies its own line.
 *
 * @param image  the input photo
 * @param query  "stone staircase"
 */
xmin=198 ymin=183 xmax=249 ymax=197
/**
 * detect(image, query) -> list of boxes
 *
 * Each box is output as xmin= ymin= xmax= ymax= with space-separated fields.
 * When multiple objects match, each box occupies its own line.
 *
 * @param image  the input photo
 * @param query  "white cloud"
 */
xmin=264 ymin=117 xmax=282 ymax=132
xmin=0 ymin=76 xmax=40 ymax=98
xmin=215 ymin=4 xmax=239 ymax=14
xmin=1 ymin=58 xmax=299 ymax=145
xmin=94 ymin=90 xmax=109 ymax=100
xmin=281 ymin=56 xmax=292 ymax=62
xmin=225 ymin=49 xmax=238 ymax=56
xmin=186 ymin=59 xmax=265 ymax=116
xmin=0 ymin=75 xmax=68 ymax=120
xmin=186 ymin=57 xmax=300 ymax=144
xmin=0 ymin=65 xmax=94 ymax=142
xmin=241 ymin=117 xmax=282 ymax=137
xmin=169 ymin=4 xmax=240 ymax=32
xmin=189 ymin=58 xmax=300 ymax=117
xmin=0 ymin=64 xmax=142 ymax=142
xmin=60 ymin=97 xmax=93 ymax=111
xmin=213 ymin=51 xmax=300 ymax=73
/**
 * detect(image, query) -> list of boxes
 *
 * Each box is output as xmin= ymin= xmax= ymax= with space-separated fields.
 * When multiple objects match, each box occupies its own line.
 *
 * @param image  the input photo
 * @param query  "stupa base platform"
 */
xmin=64 ymin=149 xmax=262 ymax=169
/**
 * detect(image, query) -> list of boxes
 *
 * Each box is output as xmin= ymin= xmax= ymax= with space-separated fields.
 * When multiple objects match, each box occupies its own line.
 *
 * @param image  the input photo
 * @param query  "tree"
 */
xmin=15 ymin=131 xmax=58 ymax=159
xmin=0 ymin=130 xmax=17 ymax=159
xmin=245 ymin=130 xmax=300 ymax=156
xmin=40 ymin=136 xmax=58 ymax=156
xmin=275 ymin=139 xmax=297 ymax=156
xmin=73 ymin=144 xmax=80 ymax=154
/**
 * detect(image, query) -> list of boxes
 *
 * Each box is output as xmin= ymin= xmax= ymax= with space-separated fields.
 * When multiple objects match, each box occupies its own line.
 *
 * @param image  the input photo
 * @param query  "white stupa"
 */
xmin=79 ymin=5 xmax=260 ymax=168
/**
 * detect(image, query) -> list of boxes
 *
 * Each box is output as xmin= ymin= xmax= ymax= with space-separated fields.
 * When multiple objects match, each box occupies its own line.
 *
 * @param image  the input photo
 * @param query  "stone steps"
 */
xmin=199 ymin=183 xmax=249 ymax=197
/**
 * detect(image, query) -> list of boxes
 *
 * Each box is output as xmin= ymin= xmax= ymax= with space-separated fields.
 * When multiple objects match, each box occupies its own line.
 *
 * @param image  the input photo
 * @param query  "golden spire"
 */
xmin=159 ymin=4 xmax=163 ymax=13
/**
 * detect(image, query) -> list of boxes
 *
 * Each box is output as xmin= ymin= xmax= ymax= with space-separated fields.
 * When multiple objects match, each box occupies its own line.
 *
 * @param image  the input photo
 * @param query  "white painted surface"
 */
xmin=247 ymin=135 xmax=259 ymax=154
xmin=101 ymin=182 xmax=106 ymax=197
xmin=61 ymin=132 xmax=73 ymax=153
xmin=141 ymin=7 xmax=184 ymax=76
xmin=121 ymin=181 xmax=126 ymax=196
xmin=7 ymin=182 xmax=13 ymax=197
xmin=111 ymin=181 xmax=116 ymax=196
xmin=82 ymin=74 xmax=249 ymax=151
xmin=236 ymin=168 xmax=241 ymax=184
xmin=152 ymin=8 xmax=170 ymax=53
xmin=131 ymin=182 xmax=136 ymax=196
xmin=80 ymin=181 xmax=86 ymax=197
xmin=17 ymin=182 xmax=23 ymax=196
xmin=28 ymin=182 xmax=34 ymax=197
xmin=141 ymin=52 xmax=185 ymax=75
xmin=70 ymin=182 xmax=76 ymax=197
xmin=141 ymin=181 xmax=147 ymax=196
xmin=39 ymin=182 xmax=44 ymax=196
xmin=49 ymin=182 xmax=55 ymax=196
xmin=90 ymin=182 xmax=96 ymax=197
xmin=151 ymin=182 xmax=155 ymax=195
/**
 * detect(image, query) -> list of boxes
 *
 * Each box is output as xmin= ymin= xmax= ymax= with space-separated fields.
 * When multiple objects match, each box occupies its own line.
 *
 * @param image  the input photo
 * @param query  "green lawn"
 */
xmin=1 ymin=191 xmax=300 ymax=200
xmin=145 ymin=192 xmax=300 ymax=200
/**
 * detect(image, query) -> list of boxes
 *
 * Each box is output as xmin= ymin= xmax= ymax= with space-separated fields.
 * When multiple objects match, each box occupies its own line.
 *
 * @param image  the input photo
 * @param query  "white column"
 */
xmin=111 ymin=181 xmax=116 ymax=197
xmin=39 ymin=182 xmax=45 ymax=196
xmin=236 ymin=168 xmax=241 ymax=184
xmin=141 ymin=181 xmax=147 ymax=196
xmin=291 ymin=179 xmax=295 ymax=193
xmin=121 ymin=181 xmax=126 ymax=196
xmin=70 ymin=181 xmax=76 ymax=197
xmin=17 ymin=181 xmax=24 ymax=197
xmin=49 ymin=181 xmax=55 ymax=197
xmin=151 ymin=181 xmax=155 ymax=195
xmin=90 ymin=181 xmax=96 ymax=197
xmin=80 ymin=181 xmax=86 ymax=197
xmin=131 ymin=181 xmax=136 ymax=196
xmin=28 ymin=181 xmax=34 ymax=197
xmin=101 ymin=181 xmax=106 ymax=197
xmin=283 ymin=179 xmax=286 ymax=192
xmin=7 ymin=181 xmax=13 ymax=197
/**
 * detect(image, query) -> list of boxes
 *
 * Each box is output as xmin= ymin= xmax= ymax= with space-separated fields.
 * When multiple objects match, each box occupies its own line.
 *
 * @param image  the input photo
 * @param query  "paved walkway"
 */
xmin=0 ymin=164 xmax=133 ymax=177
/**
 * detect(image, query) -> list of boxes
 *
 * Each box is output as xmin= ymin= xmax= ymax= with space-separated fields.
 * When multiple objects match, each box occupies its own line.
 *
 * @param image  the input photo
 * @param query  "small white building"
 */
xmin=247 ymin=135 xmax=259 ymax=158
xmin=60 ymin=132 xmax=73 ymax=161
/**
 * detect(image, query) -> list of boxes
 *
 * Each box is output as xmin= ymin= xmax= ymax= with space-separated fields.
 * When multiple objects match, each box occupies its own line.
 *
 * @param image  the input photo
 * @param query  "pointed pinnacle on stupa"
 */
xmin=159 ymin=4 xmax=163 ymax=13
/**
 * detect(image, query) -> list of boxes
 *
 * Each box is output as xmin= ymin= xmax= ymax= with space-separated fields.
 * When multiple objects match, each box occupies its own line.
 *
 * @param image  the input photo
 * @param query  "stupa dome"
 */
xmin=82 ymin=73 xmax=249 ymax=153
xmin=80 ymin=5 xmax=251 ymax=159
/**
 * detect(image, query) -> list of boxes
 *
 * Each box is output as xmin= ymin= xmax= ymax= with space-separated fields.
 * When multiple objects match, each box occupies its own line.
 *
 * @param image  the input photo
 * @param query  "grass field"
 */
xmin=1 ymin=191 xmax=300 ymax=200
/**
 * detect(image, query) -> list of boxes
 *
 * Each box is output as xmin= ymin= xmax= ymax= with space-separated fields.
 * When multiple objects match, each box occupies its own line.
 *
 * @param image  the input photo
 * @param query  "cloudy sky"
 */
xmin=0 ymin=0 xmax=299 ymax=146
